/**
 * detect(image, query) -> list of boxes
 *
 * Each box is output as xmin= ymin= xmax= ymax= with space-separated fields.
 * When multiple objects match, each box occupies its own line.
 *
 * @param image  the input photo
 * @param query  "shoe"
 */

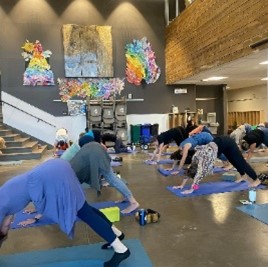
xmin=113 ymin=156 xmax=123 ymax=162
xmin=104 ymin=249 xmax=130 ymax=267
xmin=101 ymin=233 xmax=125 ymax=250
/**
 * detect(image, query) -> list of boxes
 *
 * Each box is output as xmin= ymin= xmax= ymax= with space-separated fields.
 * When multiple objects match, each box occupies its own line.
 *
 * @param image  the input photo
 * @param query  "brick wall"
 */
xmin=165 ymin=0 xmax=268 ymax=84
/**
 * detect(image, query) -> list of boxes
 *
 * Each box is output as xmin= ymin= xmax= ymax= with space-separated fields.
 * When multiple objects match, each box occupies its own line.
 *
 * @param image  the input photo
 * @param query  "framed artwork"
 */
xmin=62 ymin=24 xmax=113 ymax=78
xmin=21 ymin=40 xmax=55 ymax=86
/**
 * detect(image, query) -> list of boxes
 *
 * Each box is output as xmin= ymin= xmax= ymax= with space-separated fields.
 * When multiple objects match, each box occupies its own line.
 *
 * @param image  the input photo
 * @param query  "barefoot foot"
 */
xmin=235 ymin=175 xmax=248 ymax=183
xmin=121 ymin=202 xmax=139 ymax=214
xmin=249 ymin=179 xmax=261 ymax=188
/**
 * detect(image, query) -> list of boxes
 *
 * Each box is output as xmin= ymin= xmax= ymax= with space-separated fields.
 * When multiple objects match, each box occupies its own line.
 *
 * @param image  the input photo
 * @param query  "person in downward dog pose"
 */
xmin=0 ymin=158 xmax=130 ymax=267
xmin=172 ymin=142 xmax=218 ymax=194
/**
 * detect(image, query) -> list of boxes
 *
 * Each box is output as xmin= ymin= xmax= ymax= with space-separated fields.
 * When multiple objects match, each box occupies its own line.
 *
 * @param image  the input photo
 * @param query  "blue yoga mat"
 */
xmin=145 ymin=159 xmax=174 ymax=165
xmin=158 ymin=168 xmax=185 ymax=176
xmin=236 ymin=203 xmax=268 ymax=225
xmin=0 ymin=239 xmax=153 ymax=267
xmin=158 ymin=167 xmax=225 ymax=177
xmin=213 ymin=167 xmax=226 ymax=173
xmin=167 ymin=181 xmax=266 ymax=198
xmin=11 ymin=201 xmax=136 ymax=229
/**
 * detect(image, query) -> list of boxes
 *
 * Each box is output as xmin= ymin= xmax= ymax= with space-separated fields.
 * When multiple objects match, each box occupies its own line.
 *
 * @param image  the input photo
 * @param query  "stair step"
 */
xmin=2 ymin=134 xmax=22 ymax=142
xmin=5 ymin=137 xmax=31 ymax=147
xmin=0 ymin=145 xmax=47 ymax=161
xmin=0 ymin=129 xmax=13 ymax=136
xmin=2 ymin=141 xmax=38 ymax=153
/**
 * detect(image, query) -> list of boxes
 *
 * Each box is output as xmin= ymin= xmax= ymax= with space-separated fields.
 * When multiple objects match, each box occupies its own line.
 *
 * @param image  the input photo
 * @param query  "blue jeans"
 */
xmin=100 ymin=167 xmax=133 ymax=199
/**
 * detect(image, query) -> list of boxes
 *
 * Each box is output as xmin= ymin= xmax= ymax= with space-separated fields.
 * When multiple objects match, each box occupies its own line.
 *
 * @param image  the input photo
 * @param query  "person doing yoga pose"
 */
xmin=172 ymin=142 xmax=218 ymax=194
xmin=0 ymin=158 xmax=130 ymax=267
xmin=172 ymin=136 xmax=263 ymax=194
xmin=168 ymin=132 xmax=214 ymax=173
xmin=150 ymin=126 xmax=188 ymax=162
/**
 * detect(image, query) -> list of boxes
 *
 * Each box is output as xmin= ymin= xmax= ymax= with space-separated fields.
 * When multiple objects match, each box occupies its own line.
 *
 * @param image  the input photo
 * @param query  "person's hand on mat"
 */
xmin=147 ymin=160 xmax=157 ymax=165
xmin=165 ymin=167 xmax=173 ymax=171
xmin=172 ymin=185 xmax=184 ymax=189
xmin=18 ymin=218 xmax=37 ymax=227
xmin=181 ymin=188 xmax=194 ymax=194
xmin=23 ymin=207 xmax=37 ymax=214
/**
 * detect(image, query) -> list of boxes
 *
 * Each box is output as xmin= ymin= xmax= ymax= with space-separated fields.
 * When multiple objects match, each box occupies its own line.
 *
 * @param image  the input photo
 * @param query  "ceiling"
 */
xmin=174 ymin=48 xmax=268 ymax=90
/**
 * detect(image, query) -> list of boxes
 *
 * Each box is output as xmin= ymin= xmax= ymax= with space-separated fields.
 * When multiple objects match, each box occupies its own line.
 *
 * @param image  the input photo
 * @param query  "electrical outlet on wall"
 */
xmin=174 ymin=88 xmax=187 ymax=94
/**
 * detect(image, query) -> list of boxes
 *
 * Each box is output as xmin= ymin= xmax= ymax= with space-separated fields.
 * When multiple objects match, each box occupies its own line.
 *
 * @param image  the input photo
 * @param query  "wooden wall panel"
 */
xmin=166 ymin=0 xmax=268 ymax=84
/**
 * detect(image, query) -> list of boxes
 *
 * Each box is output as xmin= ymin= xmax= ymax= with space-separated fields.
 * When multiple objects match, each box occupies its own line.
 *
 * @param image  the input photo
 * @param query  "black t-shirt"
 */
xmin=157 ymin=126 xmax=187 ymax=146
xmin=101 ymin=133 xmax=117 ymax=143
xmin=243 ymin=129 xmax=264 ymax=148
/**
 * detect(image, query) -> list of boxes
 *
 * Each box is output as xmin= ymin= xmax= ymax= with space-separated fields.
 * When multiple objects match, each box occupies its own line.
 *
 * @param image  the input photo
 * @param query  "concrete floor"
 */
xmin=1 ymin=148 xmax=268 ymax=267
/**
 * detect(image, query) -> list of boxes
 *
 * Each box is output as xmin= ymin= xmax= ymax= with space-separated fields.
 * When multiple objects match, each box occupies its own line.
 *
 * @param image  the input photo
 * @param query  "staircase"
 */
xmin=0 ymin=109 xmax=49 ymax=162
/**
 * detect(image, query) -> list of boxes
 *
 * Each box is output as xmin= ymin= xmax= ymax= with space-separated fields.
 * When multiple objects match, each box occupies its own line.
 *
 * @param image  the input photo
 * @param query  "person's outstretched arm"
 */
xmin=245 ymin=143 xmax=256 ymax=160
xmin=177 ymin=143 xmax=192 ymax=170
xmin=172 ymin=177 xmax=189 ymax=189
xmin=150 ymin=142 xmax=165 ymax=161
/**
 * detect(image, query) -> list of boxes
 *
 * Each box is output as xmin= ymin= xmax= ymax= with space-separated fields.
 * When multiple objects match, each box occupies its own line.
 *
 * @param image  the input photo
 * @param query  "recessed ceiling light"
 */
xmin=261 ymin=77 xmax=268 ymax=80
xmin=259 ymin=61 xmax=268 ymax=65
xmin=201 ymin=76 xmax=228 ymax=82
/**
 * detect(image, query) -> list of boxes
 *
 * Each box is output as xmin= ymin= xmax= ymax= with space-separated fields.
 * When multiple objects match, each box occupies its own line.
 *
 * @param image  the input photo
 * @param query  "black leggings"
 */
xmin=216 ymin=137 xmax=257 ymax=180
xmin=77 ymin=202 xmax=115 ymax=243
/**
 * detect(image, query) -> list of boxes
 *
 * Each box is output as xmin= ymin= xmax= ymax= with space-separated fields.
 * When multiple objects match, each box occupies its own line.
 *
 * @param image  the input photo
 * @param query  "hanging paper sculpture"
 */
xmin=125 ymin=37 xmax=161 ymax=86
xmin=62 ymin=24 xmax=113 ymax=78
xmin=57 ymin=78 xmax=125 ymax=102
xmin=21 ymin=40 xmax=55 ymax=86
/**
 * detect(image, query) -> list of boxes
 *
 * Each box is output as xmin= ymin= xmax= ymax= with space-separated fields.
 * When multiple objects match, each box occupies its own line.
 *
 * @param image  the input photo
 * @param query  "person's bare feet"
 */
xmin=223 ymin=164 xmax=234 ymax=171
xmin=248 ymin=179 xmax=261 ymax=188
xmin=121 ymin=202 xmax=139 ymax=214
xmin=235 ymin=175 xmax=248 ymax=183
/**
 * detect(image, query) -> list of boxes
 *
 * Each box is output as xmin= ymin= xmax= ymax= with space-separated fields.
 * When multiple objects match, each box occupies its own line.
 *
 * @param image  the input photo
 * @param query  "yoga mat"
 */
xmin=158 ymin=168 xmax=185 ymax=177
xmin=213 ymin=166 xmax=226 ymax=173
xmin=111 ymin=161 xmax=122 ymax=167
xmin=11 ymin=201 xmax=136 ymax=229
xmin=236 ymin=203 xmax=268 ymax=225
xmin=145 ymin=159 xmax=174 ymax=165
xmin=249 ymin=156 xmax=268 ymax=163
xmin=0 ymin=239 xmax=153 ymax=267
xmin=167 ymin=181 xmax=266 ymax=198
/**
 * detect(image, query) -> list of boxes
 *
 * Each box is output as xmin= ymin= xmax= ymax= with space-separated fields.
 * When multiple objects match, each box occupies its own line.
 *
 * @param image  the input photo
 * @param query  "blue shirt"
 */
xmin=0 ymin=159 xmax=85 ymax=238
xmin=180 ymin=132 xmax=214 ymax=149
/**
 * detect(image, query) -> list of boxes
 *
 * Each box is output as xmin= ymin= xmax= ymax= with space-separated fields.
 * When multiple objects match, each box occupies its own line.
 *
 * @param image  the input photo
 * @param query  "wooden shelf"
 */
xmin=228 ymin=111 xmax=264 ymax=130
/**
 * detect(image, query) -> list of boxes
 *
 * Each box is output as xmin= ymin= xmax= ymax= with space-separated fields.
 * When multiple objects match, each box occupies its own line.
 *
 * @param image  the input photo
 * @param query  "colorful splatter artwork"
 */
xmin=125 ymin=37 xmax=161 ymax=85
xmin=21 ymin=40 xmax=55 ymax=86
xmin=57 ymin=78 xmax=124 ymax=102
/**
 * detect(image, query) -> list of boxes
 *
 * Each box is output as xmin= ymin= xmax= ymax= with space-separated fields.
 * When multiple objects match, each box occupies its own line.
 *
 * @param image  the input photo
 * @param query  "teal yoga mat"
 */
xmin=0 ymin=239 xmax=153 ymax=267
xmin=236 ymin=203 xmax=268 ymax=225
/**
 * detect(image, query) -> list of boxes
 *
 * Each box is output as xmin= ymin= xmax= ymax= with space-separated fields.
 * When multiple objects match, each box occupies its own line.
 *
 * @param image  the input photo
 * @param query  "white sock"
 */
xmin=112 ymin=225 xmax=122 ymax=237
xmin=110 ymin=237 xmax=127 ymax=253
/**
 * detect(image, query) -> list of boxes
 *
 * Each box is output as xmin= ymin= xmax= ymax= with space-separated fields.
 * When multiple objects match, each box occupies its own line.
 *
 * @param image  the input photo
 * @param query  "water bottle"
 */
xmin=138 ymin=209 xmax=147 ymax=226
xmin=248 ymin=188 xmax=257 ymax=204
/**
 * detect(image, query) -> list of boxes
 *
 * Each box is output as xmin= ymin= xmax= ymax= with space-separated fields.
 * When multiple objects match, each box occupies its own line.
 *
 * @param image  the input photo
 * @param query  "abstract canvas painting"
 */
xmin=62 ymin=24 xmax=113 ymax=78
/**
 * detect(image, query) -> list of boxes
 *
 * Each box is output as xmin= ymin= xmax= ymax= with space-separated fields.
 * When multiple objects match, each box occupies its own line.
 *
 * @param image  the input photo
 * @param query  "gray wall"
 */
xmin=0 ymin=0 xmax=196 ymax=116
xmin=0 ymin=0 xmax=222 ymax=127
